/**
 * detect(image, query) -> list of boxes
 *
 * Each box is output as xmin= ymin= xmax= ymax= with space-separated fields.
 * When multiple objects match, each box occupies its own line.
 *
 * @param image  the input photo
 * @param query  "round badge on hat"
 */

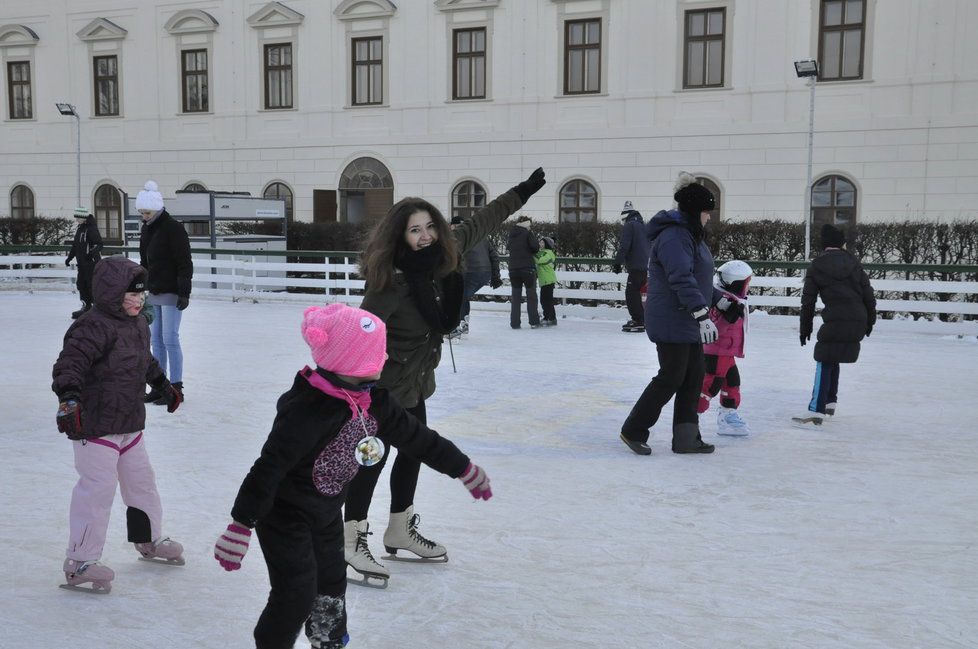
xmin=354 ymin=436 xmax=385 ymax=466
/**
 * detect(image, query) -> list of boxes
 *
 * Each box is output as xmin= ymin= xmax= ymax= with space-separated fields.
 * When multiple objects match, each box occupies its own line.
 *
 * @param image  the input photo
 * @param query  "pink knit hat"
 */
xmin=301 ymin=304 xmax=387 ymax=377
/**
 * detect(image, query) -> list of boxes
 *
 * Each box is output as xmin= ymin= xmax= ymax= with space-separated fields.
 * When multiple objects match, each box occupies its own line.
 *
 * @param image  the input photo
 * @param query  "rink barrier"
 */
xmin=2 ymin=246 xmax=977 ymax=316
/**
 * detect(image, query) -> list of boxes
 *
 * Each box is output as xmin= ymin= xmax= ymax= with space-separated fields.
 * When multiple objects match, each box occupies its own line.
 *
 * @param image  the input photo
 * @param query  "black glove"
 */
xmin=865 ymin=325 xmax=872 ymax=338
xmin=161 ymin=383 xmax=182 ymax=413
xmin=490 ymin=277 xmax=503 ymax=289
xmin=65 ymin=257 xmax=73 ymax=267
xmin=513 ymin=167 xmax=546 ymax=203
xmin=612 ymin=264 xmax=622 ymax=274
xmin=56 ymin=397 xmax=83 ymax=439
xmin=176 ymin=296 xmax=189 ymax=311
xmin=800 ymin=332 xmax=810 ymax=347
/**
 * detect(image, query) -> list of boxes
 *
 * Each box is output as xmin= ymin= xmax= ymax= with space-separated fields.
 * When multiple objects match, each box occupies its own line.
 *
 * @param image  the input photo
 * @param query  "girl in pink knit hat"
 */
xmin=214 ymin=303 xmax=491 ymax=649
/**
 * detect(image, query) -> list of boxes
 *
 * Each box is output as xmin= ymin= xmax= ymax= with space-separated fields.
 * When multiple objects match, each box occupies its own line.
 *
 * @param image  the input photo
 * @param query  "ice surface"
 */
xmin=1 ymin=292 xmax=976 ymax=649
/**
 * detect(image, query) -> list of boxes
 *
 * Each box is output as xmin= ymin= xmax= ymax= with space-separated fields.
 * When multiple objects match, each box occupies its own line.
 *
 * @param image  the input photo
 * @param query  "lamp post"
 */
xmin=55 ymin=103 xmax=81 ymax=208
xmin=794 ymin=60 xmax=818 ymax=259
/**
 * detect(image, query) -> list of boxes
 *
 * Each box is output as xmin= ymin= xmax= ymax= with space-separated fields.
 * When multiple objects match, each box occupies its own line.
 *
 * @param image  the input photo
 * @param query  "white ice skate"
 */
xmin=135 ymin=537 xmax=185 ymax=566
xmin=344 ymin=520 xmax=389 ymax=589
xmin=824 ymin=402 xmax=836 ymax=418
xmin=716 ymin=407 xmax=751 ymax=436
xmin=791 ymin=412 xmax=825 ymax=429
xmin=60 ymin=558 xmax=114 ymax=594
xmin=383 ymin=506 xmax=448 ymax=562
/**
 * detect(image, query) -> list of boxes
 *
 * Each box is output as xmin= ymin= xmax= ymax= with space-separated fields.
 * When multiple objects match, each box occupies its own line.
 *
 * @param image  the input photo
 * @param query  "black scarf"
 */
xmin=680 ymin=209 xmax=706 ymax=244
xmin=395 ymin=244 xmax=464 ymax=335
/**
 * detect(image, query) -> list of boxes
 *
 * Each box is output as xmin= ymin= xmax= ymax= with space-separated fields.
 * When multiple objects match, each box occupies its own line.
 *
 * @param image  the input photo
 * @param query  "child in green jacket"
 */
xmin=535 ymin=237 xmax=558 ymax=326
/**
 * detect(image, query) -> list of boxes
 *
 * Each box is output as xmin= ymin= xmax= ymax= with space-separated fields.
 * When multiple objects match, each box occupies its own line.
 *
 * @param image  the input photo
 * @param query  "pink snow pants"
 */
xmin=67 ymin=432 xmax=163 ymax=561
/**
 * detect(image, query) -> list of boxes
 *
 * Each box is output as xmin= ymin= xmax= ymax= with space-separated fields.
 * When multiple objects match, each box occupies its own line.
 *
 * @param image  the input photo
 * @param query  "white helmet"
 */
xmin=714 ymin=260 xmax=753 ymax=298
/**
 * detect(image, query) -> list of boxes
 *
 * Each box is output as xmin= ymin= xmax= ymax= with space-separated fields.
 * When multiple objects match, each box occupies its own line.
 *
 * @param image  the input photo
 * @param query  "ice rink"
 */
xmin=1 ymin=291 xmax=976 ymax=649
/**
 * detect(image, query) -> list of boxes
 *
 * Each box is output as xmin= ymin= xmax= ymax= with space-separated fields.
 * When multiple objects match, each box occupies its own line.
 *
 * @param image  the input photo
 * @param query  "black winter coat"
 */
xmin=800 ymin=249 xmax=877 ymax=364
xmin=230 ymin=371 xmax=471 ymax=528
xmin=52 ymin=257 xmax=167 ymax=438
xmin=66 ymin=216 xmax=103 ymax=267
xmin=615 ymin=211 xmax=650 ymax=271
xmin=139 ymin=210 xmax=193 ymax=297
xmin=506 ymin=224 xmax=539 ymax=271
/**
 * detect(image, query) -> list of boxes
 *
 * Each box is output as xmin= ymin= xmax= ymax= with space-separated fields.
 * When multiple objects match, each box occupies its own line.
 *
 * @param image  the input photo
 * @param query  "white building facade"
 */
xmin=1 ymin=0 xmax=976 ymax=242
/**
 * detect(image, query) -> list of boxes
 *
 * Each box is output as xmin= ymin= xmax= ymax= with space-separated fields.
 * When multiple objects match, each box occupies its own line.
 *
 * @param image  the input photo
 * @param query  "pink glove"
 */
xmin=214 ymin=522 xmax=251 ymax=571
xmin=458 ymin=462 xmax=492 ymax=501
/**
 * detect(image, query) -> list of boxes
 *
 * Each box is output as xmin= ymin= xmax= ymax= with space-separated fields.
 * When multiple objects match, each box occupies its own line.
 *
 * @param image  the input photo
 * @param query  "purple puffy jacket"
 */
xmin=52 ymin=256 xmax=166 ymax=439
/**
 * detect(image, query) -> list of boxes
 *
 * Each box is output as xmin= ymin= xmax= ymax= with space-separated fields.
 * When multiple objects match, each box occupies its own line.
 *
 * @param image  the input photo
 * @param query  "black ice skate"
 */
xmin=619 ymin=433 xmax=652 ymax=455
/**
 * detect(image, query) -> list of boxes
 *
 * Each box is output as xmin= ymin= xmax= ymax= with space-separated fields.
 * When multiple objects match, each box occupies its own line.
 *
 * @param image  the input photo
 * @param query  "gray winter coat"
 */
xmin=463 ymin=238 xmax=501 ymax=281
xmin=52 ymin=257 xmax=167 ymax=439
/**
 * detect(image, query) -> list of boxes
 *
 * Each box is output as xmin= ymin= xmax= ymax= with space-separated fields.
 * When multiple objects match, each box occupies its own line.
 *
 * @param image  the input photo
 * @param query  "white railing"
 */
xmin=3 ymin=253 xmax=977 ymax=315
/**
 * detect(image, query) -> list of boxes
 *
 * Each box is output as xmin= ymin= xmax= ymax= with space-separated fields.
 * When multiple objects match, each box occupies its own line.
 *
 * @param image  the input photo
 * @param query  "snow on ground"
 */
xmin=1 ymin=291 xmax=976 ymax=649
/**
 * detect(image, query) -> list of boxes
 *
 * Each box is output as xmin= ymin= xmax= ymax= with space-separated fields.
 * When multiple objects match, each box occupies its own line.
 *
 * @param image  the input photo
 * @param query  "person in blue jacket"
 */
xmin=619 ymin=173 xmax=720 ymax=456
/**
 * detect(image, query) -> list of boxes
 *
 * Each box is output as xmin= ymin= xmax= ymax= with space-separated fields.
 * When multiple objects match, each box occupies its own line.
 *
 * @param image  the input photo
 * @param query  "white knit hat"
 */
xmin=73 ymin=207 xmax=90 ymax=218
xmin=135 ymin=180 xmax=164 ymax=212
xmin=621 ymin=200 xmax=634 ymax=214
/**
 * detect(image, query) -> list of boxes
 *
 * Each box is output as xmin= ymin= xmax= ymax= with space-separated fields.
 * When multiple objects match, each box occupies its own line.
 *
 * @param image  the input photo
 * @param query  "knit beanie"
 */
xmin=621 ymin=200 xmax=634 ymax=215
xmin=301 ymin=304 xmax=387 ymax=378
xmin=73 ymin=207 xmax=90 ymax=219
xmin=673 ymin=182 xmax=715 ymax=216
xmin=820 ymin=223 xmax=846 ymax=249
xmin=135 ymin=180 xmax=165 ymax=212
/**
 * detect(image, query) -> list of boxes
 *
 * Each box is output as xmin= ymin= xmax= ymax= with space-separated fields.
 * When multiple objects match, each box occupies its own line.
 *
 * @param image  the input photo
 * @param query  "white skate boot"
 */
xmin=61 ymin=558 xmax=114 ymax=594
xmin=135 ymin=537 xmax=185 ymax=565
xmin=717 ymin=407 xmax=751 ymax=436
xmin=344 ymin=520 xmax=389 ymax=589
xmin=824 ymin=402 xmax=836 ymax=418
xmin=383 ymin=506 xmax=447 ymax=562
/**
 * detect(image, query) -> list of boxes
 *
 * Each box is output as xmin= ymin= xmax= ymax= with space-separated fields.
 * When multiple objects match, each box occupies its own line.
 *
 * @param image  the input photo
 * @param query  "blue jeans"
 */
xmin=462 ymin=270 xmax=491 ymax=318
xmin=151 ymin=305 xmax=183 ymax=383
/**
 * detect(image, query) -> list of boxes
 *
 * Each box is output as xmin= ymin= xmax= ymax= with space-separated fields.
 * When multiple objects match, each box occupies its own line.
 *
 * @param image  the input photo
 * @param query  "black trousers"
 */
xmin=540 ymin=283 xmax=557 ymax=321
xmin=76 ymin=262 xmax=95 ymax=304
xmin=344 ymin=400 xmax=426 ymax=521
xmin=254 ymin=504 xmax=347 ymax=649
xmin=625 ymin=269 xmax=646 ymax=324
xmin=621 ymin=342 xmax=705 ymax=443
xmin=509 ymin=268 xmax=540 ymax=327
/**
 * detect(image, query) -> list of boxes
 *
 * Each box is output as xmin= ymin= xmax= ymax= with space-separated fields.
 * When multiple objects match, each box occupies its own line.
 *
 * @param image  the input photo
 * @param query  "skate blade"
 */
xmin=59 ymin=582 xmax=111 ymax=594
xmin=382 ymin=552 xmax=448 ymax=563
xmin=717 ymin=429 xmax=750 ymax=437
xmin=346 ymin=571 xmax=389 ymax=589
xmin=139 ymin=556 xmax=186 ymax=566
xmin=790 ymin=417 xmax=823 ymax=430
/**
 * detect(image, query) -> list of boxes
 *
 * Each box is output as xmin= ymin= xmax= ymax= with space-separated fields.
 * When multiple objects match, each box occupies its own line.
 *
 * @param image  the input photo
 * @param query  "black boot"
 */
xmin=71 ymin=302 xmax=91 ymax=319
xmin=671 ymin=422 xmax=715 ymax=454
xmin=620 ymin=433 xmax=652 ymax=456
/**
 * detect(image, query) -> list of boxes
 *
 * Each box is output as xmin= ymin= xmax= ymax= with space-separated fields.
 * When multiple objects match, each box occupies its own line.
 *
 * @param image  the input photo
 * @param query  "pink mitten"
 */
xmin=214 ymin=522 xmax=251 ymax=571
xmin=458 ymin=462 xmax=492 ymax=501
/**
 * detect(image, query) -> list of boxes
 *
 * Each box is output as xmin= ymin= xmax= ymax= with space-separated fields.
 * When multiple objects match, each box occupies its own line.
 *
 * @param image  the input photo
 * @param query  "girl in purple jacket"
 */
xmin=697 ymin=260 xmax=753 ymax=436
xmin=52 ymin=256 xmax=183 ymax=594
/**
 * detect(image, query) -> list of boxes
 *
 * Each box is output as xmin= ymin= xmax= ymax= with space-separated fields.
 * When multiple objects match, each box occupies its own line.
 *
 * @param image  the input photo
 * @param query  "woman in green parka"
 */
xmin=343 ymin=168 xmax=546 ymax=584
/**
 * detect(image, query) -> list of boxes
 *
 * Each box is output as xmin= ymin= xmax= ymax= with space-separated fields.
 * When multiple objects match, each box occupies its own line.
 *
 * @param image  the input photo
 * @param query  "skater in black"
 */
xmin=214 ymin=304 xmax=492 ymax=649
xmin=65 ymin=207 xmax=103 ymax=319
xmin=613 ymin=201 xmax=649 ymax=332
xmin=794 ymin=224 xmax=876 ymax=427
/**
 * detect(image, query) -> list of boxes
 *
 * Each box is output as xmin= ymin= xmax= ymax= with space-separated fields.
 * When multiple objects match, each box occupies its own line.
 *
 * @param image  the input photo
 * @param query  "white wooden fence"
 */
xmin=2 ymin=253 xmax=977 ymax=316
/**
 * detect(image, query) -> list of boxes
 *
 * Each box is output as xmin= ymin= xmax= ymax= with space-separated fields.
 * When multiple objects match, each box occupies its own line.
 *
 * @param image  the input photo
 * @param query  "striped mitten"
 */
xmin=214 ymin=522 xmax=251 ymax=571
xmin=458 ymin=463 xmax=492 ymax=501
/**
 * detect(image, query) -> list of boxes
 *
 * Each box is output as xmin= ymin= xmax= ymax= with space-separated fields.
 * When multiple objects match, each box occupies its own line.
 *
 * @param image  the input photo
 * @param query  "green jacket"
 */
xmin=360 ymin=188 xmax=523 ymax=407
xmin=534 ymin=249 xmax=557 ymax=287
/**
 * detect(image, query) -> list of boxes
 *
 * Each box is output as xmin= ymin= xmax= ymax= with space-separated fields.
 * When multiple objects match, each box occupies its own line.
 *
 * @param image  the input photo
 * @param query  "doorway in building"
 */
xmin=338 ymin=157 xmax=394 ymax=224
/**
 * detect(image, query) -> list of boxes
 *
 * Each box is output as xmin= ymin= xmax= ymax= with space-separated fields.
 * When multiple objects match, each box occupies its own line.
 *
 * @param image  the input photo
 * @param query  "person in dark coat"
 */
xmin=52 ymin=256 xmax=183 ymax=592
xmin=793 ymin=224 xmax=877 ymax=427
xmin=619 ymin=173 xmax=720 ymax=456
xmin=507 ymin=215 xmax=541 ymax=329
xmin=136 ymin=180 xmax=193 ymax=402
xmin=65 ymin=207 xmax=104 ymax=319
xmin=613 ymin=201 xmax=650 ymax=333
xmin=213 ymin=304 xmax=492 ymax=649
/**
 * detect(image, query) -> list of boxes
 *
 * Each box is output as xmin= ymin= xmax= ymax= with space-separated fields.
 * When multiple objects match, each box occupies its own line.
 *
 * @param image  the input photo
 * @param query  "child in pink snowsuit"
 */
xmin=51 ymin=256 xmax=184 ymax=593
xmin=698 ymin=260 xmax=752 ymax=436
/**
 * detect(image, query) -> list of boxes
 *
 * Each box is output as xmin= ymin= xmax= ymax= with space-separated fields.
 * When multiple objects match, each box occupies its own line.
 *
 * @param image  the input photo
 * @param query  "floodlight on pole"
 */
xmin=55 ymin=102 xmax=81 ymax=207
xmin=794 ymin=60 xmax=819 ymax=259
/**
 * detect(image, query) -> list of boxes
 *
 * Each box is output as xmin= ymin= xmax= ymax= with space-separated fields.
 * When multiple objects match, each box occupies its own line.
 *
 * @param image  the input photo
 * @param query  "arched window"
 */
xmin=696 ymin=177 xmax=722 ymax=221
xmin=93 ymin=184 xmax=122 ymax=242
xmin=263 ymin=182 xmax=294 ymax=222
xmin=451 ymin=180 xmax=486 ymax=221
xmin=182 ymin=182 xmax=207 ymax=192
xmin=10 ymin=184 xmax=34 ymax=219
xmin=558 ymin=179 xmax=598 ymax=223
xmin=338 ymin=157 xmax=394 ymax=224
xmin=812 ymin=174 xmax=856 ymax=230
